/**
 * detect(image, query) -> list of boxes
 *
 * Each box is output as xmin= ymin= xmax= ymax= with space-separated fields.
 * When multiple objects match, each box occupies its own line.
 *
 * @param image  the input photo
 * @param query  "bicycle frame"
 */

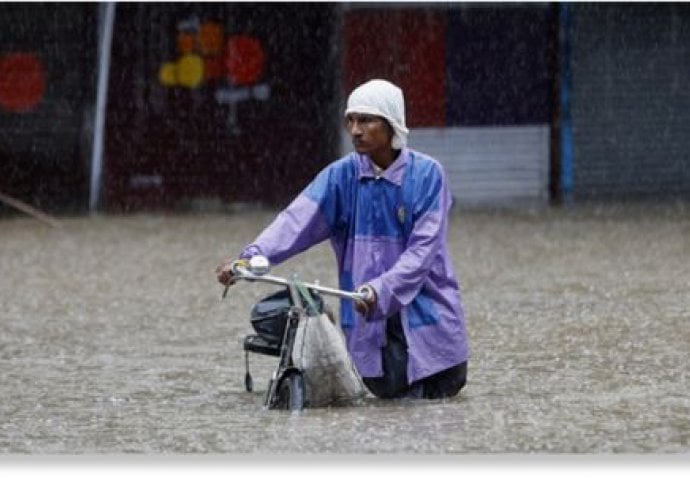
xmin=226 ymin=258 xmax=369 ymax=409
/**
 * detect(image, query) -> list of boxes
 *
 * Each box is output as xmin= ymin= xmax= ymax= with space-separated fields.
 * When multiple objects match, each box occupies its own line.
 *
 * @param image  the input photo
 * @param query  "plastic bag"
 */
xmin=291 ymin=312 xmax=366 ymax=407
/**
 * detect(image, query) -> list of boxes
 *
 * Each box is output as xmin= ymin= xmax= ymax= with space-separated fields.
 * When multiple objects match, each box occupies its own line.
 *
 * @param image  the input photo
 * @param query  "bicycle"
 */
xmin=222 ymin=255 xmax=372 ymax=411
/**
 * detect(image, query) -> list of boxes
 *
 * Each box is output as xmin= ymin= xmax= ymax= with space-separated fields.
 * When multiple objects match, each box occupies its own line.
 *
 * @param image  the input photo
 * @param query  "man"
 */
xmin=217 ymin=79 xmax=469 ymax=400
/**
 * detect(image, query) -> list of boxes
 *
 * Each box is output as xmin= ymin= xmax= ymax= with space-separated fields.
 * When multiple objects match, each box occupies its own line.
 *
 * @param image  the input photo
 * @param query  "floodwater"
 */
xmin=0 ymin=203 xmax=688 ymax=454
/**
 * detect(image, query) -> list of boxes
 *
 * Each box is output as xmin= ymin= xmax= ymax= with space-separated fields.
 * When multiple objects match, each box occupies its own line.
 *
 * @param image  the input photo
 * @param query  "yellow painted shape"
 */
xmin=176 ymin=54 xmax=204 ymax=89
xmin=158 ymin=62 xmax=178 ymax=86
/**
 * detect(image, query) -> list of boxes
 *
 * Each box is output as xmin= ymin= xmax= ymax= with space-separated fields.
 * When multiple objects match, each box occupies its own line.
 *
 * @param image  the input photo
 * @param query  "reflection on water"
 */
xmin=1 ymin=203 xmax=688 ymax=453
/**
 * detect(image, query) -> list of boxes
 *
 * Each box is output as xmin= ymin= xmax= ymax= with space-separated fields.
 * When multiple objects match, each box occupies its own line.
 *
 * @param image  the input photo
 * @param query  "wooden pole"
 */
xmin=0 ymin=191 xmax=62 ymax=228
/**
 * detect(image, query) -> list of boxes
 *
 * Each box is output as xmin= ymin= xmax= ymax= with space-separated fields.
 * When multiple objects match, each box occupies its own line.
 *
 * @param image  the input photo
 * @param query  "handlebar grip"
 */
xmin=230 ymin=259 xmax=249 ymax=275
xmin=357 ymin=284 xmax=375 ymax=303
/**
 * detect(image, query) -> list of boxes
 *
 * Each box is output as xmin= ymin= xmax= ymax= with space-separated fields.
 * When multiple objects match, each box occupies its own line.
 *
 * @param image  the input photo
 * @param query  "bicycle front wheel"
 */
xmin=273 ymin=371 xmax=305 ymax=411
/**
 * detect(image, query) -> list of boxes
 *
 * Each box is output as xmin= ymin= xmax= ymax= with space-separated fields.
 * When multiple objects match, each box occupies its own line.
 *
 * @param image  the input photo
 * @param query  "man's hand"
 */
xmin=216 ymin=258 xmax=240 ymax=286
xmin=354 ymin=284 xmax=377 ymax=315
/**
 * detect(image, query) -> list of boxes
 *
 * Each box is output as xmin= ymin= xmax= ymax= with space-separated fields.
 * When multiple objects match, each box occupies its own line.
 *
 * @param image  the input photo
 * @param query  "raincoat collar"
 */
xmin=356 ymin=149 xmax=409 ymax=186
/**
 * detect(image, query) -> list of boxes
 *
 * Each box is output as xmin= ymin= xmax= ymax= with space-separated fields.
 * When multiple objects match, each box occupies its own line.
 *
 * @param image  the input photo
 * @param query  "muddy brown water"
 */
xmin=1 ymin=203 xmax=688 ymax=454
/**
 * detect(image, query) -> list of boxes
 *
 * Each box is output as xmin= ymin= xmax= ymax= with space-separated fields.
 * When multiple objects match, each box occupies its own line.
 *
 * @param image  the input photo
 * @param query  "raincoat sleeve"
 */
xmin=366 ymin=163 xmax=451 ymax=320
xmin=239 ymin=164 xmax=340 ymax=265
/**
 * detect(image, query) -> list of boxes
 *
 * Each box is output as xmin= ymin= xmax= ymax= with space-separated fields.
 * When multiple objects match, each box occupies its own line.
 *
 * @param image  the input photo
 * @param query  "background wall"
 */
xmin=570 ymin=3 xmax=690 ymax=201
xmin=103 ymin=3 xmax=340 ymax=211
xmin=0 ymin=3 xmax=98 ymax=213
xmin=342 ymin=4 xmax=558 ymax=207
xmin=2 ymin=2 xmax=689 ymax=214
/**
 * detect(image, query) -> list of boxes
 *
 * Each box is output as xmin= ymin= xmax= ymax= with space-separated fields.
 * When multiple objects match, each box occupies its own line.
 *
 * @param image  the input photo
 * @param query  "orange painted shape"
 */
xmin=177 ymin=32 xmax=197 ymax=55
xmin=225 ymin=35 xmax=265 ymax=86
xmin=199 ymin=21 xmax=224 ymax=56
xmin=0 ymin=52 xmax=46 ymax=113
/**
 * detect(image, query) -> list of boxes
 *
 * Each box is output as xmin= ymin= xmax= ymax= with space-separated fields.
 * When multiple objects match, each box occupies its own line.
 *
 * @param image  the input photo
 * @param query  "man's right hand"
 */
xmin=216 ymin=259 xmax=238 ymax=286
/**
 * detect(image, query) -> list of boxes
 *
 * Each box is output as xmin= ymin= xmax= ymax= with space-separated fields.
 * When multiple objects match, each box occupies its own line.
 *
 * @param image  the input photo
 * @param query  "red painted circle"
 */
xmin=225 ymin=36 xmax=265 ymax=86
xmin=0 ymin=53 xmax=46 ymax=112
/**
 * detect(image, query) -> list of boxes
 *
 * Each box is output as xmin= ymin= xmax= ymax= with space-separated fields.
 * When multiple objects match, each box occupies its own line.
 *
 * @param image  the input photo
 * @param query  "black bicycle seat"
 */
xmin=243 ymin=334 xmax=281 ymax=357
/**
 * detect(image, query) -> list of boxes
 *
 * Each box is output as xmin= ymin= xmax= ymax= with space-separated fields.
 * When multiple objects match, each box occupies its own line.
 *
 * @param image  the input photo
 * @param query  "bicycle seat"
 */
xmin=243 ymin=334 xmax=281 ymax=356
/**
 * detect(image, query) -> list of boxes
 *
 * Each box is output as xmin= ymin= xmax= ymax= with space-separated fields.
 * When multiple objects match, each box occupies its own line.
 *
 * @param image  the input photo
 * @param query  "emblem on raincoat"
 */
xmin=397 ymin=205 xmax=406 ymax=225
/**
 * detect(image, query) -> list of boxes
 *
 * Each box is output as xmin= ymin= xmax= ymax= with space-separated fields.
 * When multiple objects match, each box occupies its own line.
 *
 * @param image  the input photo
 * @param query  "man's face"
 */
xmin=345 ymin=113 xmax=394 ymax=155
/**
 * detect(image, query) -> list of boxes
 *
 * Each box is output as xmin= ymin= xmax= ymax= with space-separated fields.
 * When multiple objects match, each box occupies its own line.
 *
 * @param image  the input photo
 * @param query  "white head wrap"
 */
xmin=345 ymin=79 xmax=409 ymax=149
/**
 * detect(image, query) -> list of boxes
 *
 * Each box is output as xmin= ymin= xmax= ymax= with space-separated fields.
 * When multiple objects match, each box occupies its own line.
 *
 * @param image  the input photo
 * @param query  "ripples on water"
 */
xmin=0 ymin=203 xmax=688 ymax=453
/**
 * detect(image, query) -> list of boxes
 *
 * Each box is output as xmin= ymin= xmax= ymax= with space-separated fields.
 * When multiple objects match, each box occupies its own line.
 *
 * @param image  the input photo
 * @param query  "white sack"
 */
xmin=292 ymin=313 xmax=366 ymax=407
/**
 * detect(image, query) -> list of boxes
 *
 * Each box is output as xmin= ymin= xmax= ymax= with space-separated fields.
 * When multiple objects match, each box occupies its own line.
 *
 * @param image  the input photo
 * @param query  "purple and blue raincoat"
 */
xmin=240 ymin=148 xmax=469 ymax=384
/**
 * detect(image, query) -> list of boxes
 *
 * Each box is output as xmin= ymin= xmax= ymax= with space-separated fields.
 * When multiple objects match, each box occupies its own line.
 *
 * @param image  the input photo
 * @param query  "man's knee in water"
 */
xmin=416 ymin=361 xmax=468 ymax=400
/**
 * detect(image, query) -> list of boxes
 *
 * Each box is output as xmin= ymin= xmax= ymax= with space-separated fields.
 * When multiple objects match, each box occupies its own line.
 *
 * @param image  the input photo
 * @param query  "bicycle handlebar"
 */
xmin=231 ymin=263 xmax=369 ymax=303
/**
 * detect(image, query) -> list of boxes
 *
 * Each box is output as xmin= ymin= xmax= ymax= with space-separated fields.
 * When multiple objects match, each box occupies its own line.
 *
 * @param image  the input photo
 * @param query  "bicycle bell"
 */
xmin=248 ymin=255 xmax=271 ymax=275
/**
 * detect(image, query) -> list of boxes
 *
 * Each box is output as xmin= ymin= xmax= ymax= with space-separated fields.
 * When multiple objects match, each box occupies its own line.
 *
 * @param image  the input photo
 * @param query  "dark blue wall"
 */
xmin=571 ymin=3 xmax=690 ymax=200
xmin=447 ymin=5 xmax=557 ymax=126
